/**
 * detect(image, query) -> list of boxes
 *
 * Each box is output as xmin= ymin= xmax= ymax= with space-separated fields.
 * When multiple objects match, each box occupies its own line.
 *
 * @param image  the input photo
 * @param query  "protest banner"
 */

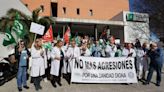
xmin=71 ymin=57 xmax=138 ymax=83
xmin=30 ymin=22 xmax=45 ymax=35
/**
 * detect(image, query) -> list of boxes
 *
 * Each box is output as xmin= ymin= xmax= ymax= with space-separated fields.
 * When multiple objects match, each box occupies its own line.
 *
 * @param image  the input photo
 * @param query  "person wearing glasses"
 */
xmin=15 ymin=40 xmax=31 ymax=92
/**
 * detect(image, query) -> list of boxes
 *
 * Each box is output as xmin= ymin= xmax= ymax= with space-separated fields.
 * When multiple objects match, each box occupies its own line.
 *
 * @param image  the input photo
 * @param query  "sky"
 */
xmin=129 ymin=0 xmax=160 ymax=41
xmin=129 ymin=0 xmax=135 ymax=11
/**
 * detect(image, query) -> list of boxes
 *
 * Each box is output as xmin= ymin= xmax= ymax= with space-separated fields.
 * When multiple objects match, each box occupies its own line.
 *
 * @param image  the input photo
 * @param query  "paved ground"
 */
xmin=0 ymin=72 xmax=164 ymax=92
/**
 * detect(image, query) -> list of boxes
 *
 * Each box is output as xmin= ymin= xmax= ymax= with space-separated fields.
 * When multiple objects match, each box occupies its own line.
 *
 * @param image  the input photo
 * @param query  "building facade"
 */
xmin=21 ymin=0 xmax=150 ymax=44
xmin=21 ymin=0 xmax=129 ymax=20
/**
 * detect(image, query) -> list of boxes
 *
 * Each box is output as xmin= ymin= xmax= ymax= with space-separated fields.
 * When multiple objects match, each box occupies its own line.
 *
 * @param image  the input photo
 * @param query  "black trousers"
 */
xmin=43 ymin=68 xmax=50 ymax=80
xmin=43 ymin=59 xmax=51 ymax=80
xmin=59 ymin=60 xmax=63 ymax=78
xmin=32 ymin=76 xmax=42 ymax=90
xmin=146 ymin=64 xmax=162 ymax=84
xmin=51 ymin=60 xmax=63 ymax=85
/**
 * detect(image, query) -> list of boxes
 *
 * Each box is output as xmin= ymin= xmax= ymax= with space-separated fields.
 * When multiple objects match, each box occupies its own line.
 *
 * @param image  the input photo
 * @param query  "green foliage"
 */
xmin=0 ymin=7 xmax=55 ymax=47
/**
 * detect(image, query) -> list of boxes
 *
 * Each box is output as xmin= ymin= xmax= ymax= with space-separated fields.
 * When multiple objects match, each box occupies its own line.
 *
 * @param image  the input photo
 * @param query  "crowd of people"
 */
xmin=14 ymin=35 xmax=164 ymax=91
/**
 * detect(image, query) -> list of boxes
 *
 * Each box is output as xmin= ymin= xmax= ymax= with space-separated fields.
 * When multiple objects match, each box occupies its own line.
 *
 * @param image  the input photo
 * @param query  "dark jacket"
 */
xmin=15 ymin=46 xmax=31 ymax=67
xmin=147 ymin=48 xmax=164 ymax=67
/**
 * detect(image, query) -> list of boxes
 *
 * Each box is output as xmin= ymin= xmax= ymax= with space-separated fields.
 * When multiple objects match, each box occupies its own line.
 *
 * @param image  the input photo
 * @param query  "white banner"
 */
xmin=71 ymin=57 xmax=138 ymax=83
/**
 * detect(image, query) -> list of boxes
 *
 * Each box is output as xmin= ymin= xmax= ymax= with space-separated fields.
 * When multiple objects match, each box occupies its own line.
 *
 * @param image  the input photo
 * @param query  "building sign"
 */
xmin=71 ymin=56 xmax=138 ymax=83
xmin=126 ymin=12 xmax=149 ymax=23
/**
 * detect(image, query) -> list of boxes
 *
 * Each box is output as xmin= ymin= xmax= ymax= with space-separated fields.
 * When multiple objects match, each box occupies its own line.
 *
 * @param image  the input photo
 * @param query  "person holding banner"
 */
xmin=80 ymin=43 xmax=91 ymax=56
xmin=30 ymin=38 xmax=45 ymax=91
xmin=50 ymin=40 xmax=65 ymax=87
xmin=122 ymin=43 xmax=136 ymax=85
xmin=122 ymin=43 xmax=136 ymax=58
xmin=91 ymin=40 xmax=102 ymax=57
xmin=66 ymin=39 xmax=80 ymax=84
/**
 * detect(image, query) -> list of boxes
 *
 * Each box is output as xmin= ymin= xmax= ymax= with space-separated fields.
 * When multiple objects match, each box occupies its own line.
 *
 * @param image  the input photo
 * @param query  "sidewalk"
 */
xmin=0 ymin=73 xmax=163 ymax=92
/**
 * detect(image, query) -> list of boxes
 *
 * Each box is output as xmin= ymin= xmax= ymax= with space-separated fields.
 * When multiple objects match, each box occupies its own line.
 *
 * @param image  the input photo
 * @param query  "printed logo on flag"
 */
xmin=4 ymin=33 xmax=12 ymax=41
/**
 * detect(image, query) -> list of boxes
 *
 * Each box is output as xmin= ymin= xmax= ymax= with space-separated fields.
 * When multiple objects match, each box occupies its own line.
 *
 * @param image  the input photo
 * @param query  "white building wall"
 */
xmin=123 ymin=11 xmax=150 ymax=44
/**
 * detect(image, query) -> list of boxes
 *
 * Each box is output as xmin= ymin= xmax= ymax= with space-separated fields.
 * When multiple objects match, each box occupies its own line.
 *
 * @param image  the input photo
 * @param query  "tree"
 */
xmin=0 ymin=7 xmax=54 ymax=47
xmin=132 ymin=0 xmax=164 ymax=42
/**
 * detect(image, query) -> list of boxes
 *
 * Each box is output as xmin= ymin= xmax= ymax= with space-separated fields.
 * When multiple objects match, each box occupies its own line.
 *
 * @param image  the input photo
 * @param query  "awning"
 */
xmin=52 ymin=17 xmax=124 ymax=26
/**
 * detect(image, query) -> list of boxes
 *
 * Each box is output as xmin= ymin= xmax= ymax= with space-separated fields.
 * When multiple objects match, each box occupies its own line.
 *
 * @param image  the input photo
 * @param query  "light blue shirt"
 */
xmin=19 ymin=49 xmax=27 ymax=67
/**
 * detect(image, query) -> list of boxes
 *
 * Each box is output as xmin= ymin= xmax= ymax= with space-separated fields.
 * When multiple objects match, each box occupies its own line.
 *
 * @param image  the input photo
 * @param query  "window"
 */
xmin=51 ymin=3 xmax=58 ymax=17
xmin=77 ymin=8 xmax=80 ymax=15
xmin=89 ymin=9 xmax=93 ymax=16
xmin=25 ymin=4 xmax=28 ymax=7
xmin=40 ymin=5 xmax=44 ymax=12
xmin=63 ymin=7 xmax=66 ymax=14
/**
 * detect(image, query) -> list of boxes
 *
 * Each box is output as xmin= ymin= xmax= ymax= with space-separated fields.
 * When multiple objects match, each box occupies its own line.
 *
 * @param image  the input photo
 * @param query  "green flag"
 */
xmin=126 ymin=13 xmax=134 ymax=21
xmin=11 ymin=12 xmax=24 ymax=38
xmin=42 ymin=42 xmax=52 ymax=50
xmin=3 ymin=27 xmax=16 ymax=46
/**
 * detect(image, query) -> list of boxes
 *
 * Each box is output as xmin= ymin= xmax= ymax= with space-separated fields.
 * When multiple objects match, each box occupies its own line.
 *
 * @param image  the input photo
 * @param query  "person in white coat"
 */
xmin=122 ymin=43 xmax=136 ymax=85
xmin=80 ymin=43 xmax=91 ymax=56
xmin=30 ymin=38 xmax=45 ymax=91
xmin=50 ymin=40 xmax=65 ymax=87
xmin=62 ymin=43 xmax=70 ymax=79
xmin=122 ymin=43 xmax=136 ymax=58
xmin=135 ymin=45 xmax=145 ymax=80
xmin=66 ymin=40 xmax=80 ymax=84
xmin=105 ymin=36 xmax=117 ymax=57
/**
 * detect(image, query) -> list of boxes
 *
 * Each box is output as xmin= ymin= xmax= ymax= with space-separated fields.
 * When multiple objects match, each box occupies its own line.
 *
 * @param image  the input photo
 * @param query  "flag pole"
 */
xmin=63 ymin=25 xmax=65 ymax=43
xmin=34 ymin=34 xmax=37 ymax=41
xmin=30 ymin=33 xmax=37 ymax=48
xmin=63 ymin=25 xmax=65 ymax=39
